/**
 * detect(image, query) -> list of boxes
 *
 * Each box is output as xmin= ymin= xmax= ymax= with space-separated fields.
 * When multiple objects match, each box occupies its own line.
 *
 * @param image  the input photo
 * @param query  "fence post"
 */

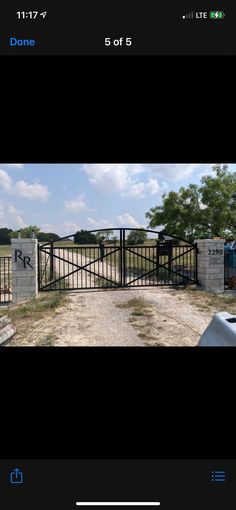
xmin=11 ymin=237 xmax=38 ymax=303
xmin=195 ymin=238 xmax=225 ymax=293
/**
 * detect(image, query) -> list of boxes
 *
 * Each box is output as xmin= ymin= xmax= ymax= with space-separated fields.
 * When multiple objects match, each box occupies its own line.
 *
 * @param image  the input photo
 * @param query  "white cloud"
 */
xmin=123 ymin=178 xmax=160 ymax=198
xmin=87 ymin=217 xmax=113 ymax=228
xmin=82 ymin=164 xmax=194 ymax=198
xmin=0 ymin=168 xmax=49 ymax=201
xmin=0 ymin=202 xmax=26 ymax=228
xmin=40 ymin=221 xmax=81 ymax=237
xmin=198 ymin=164 xmax=215 ymax=178
xmin=147 ymin=164 xmax=200 ymax=181
xmin=116 ymin=213 xmax=141 ymax=228
xmin=7 ymin=205 xmax=26 ymax=227
xmin=0 ymin=163 xmax=23 ymax=169
xmin=14 ymin=180 xmax=49 ymax=200
xmin=62 ymin=221 xmax=81 ymax=234
xmin=64 ymin=194 xmax=87 ymax=212
xmin=82 ymin=164 xmax=144 ymax=193
xmin=0 ymin=169 xmax=12 ymax=191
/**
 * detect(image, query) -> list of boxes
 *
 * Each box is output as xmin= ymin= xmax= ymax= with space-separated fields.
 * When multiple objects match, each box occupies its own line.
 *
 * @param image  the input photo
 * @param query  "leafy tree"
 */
xmin=10 ymin=225 xmax=61 ymax=241
xmin=11 ymin=225 xmax=41 ymax=239
xmin=95 ymin=230 xmax=114 ymax=242
xmin=126 ymin=230 xmax=147 ymax=245
xmin=38 ymin=232 xmax=60 ymax=242
xmin=0 ymin=228 xmax=13 ymax=245
xmin=74 ymin=230 xmax=97 ymax=244
xmin=146 ymin=164 xmax=236 ymax=241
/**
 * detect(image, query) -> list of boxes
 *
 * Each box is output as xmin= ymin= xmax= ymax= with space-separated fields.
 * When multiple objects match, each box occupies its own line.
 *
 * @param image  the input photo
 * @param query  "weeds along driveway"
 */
xmin=5 ymin=287 xmax=217 ymax=347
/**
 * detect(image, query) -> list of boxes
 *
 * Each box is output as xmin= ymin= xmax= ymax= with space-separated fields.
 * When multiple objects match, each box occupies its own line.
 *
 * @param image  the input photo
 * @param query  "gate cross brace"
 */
xmin=39 ymin=246 xmax=121 ymax=290
xmin=125 ymin=246 xmax=196 ymax=286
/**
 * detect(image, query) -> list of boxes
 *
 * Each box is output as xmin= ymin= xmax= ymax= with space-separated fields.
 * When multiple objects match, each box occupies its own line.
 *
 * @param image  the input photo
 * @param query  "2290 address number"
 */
xmin=208 ymin=249 xmax=223 ymax=255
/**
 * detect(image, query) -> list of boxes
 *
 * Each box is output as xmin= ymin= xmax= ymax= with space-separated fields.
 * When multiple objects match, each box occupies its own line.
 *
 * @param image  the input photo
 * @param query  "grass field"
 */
xmin=0 ymin=292 xmax=68 ymax=344
xmin=0 ymin=245 xmax=11 ymax=256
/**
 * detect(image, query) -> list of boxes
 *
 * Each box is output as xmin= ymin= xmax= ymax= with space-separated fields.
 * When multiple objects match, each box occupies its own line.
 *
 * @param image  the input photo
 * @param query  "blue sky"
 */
xmin=0 ymin=163 xmax=235 ymax=236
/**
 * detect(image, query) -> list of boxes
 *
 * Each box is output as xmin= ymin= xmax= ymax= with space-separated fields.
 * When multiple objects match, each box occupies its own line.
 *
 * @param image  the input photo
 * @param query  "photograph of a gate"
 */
xmin=38 ymin=229 xmax=198 ymax=291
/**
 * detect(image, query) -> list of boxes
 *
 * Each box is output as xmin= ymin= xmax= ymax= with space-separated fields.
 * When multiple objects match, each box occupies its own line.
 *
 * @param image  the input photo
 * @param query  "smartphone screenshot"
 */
xmin=0 ymin=0 xmax=235 ymax=506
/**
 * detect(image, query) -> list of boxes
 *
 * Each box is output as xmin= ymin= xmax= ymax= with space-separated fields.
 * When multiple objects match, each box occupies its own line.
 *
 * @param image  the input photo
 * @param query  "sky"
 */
xmin=0 ymin=163 xmax=235 ymax=236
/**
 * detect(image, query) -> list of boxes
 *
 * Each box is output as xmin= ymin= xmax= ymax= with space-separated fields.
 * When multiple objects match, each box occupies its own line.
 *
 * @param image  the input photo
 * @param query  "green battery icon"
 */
xmin=209 ymin=11 xmax=225 ymax=19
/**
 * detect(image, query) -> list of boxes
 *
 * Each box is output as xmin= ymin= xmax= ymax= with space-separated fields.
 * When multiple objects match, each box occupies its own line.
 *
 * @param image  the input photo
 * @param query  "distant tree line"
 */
xmin=74 ymin=229 xmax=149 ymax=245
xmin=0 ymin=226 xmax=150 ymax=246
xmin=0 ymin=225 xmax=60 ymax=245
xmin=74 ymin=229 xmax=118 ymax=244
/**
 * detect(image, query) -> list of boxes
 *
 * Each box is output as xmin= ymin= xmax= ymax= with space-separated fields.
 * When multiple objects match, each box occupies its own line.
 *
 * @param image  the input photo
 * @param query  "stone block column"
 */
xmin=195 ymin=238 xmax=225 ymax=293
xmin=11 ymin=238 xmax=38 ymax=303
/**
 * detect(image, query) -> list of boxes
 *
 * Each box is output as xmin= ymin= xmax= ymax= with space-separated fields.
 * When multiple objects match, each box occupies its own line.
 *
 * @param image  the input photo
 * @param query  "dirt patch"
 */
xmin=1 ymin=292 xmax=68 ymax=346
xmin=114 ymin=288 xmax=211 ymax=346
xmin=2 ymin=285 xmax=231 ymax=347
xmin=5 ymin=290 xmax=145 ymax=346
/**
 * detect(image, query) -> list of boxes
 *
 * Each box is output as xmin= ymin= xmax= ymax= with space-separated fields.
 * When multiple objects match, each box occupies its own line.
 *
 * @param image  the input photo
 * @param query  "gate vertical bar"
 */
xmin=50 ymin=241 xmax=54 ymax=282
xmin=38 ymin=243 xmax=40 ymax=290
xmin=119 ymin=228 xmax=123 ymax=287
xmin=156 ymin=242 xmax=159 ymax=282
xmin=123 ymin=229 xmax=126 ymax=287
xmin=168 ymin=241 xmax=172 ymax=284
xmin=195 ymin=243 xmax=198 ymax=284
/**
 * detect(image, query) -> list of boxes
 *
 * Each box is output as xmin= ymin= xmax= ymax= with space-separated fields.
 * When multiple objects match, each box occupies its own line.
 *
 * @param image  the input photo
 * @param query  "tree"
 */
xmin=1 ymin=225 xmax=60 ymax=242
xmin=74 ymin=230 xmax=97 ymax=244
xmin=0 ymin=228 xmax=13 ymax=245
xmin=11 ymin=225 xmax=41 ymax=239
xmin=146 ymin=165 xmax=236 ymax=241
xmin=111 ymin=235 xmax=118 ymax=244
xmin=95 ymin=230 xmax=114 ymax=242
xmin=126 ymin=230 xmax=147 ymax=245
xmin=38 ymin=232 xmax=60 ymax=242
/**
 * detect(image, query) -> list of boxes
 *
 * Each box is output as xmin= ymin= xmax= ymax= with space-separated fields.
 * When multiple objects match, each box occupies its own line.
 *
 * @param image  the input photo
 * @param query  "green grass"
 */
xmin=0 ymin=292 xmax=66 ymax=322
xmin=0 ymin=245 xmax=11 ymax=257
xmin=0 ymin=292 xmax=68 ymax=345
xmin=117 ymin=297 xmax=162 ymax=345
xmin=176 ymin=287 xmax=236 ymax=314
xmin=36 ymin=334 xmax=56 ymax=347
xmin=117 ymin=297 xmax=152 ymax=316
xmin=94 ymin=276 xmax=116 ymax=287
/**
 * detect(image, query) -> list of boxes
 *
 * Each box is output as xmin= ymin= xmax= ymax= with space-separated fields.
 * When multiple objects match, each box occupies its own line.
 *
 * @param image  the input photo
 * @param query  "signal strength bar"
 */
xmin=182 ymin=11 xmax=194 ymax=19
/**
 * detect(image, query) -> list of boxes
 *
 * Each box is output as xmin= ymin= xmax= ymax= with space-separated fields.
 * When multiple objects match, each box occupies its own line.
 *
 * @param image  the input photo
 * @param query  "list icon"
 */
xmin=211 ymin=470 xmax=226 ymax=483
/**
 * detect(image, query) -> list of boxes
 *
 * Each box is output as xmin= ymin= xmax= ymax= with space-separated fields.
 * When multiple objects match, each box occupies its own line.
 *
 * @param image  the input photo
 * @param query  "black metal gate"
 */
xmin=38 ymin=228 xmax=198 ymax=291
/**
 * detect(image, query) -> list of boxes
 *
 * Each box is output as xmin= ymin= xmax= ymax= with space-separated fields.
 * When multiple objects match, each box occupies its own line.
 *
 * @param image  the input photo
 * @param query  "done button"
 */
xmin=10 ymin=37 xmax=36 ymax=46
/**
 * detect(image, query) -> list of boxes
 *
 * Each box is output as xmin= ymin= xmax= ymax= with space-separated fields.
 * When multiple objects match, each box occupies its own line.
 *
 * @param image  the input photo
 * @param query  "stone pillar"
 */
xmin=11 ymin=238 xmax=38 ymax=303
xmin=195 ymin=238 xmax=225 ymax=293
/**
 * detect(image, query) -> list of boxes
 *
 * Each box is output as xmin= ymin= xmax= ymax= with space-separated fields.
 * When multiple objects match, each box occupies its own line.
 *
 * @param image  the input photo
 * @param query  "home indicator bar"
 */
xmin=76 ymin=504 xmax=161 ymax=507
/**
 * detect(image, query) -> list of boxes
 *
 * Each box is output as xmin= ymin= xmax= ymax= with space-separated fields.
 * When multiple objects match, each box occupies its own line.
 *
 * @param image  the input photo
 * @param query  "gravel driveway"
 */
xmin=7 ymin=287 xmax=212 ymax=346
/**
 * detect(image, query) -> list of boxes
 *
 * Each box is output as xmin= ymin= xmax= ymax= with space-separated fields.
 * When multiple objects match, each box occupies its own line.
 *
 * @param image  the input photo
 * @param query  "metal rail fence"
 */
xmin=0 ymin=256 xmax=12 ymax=303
